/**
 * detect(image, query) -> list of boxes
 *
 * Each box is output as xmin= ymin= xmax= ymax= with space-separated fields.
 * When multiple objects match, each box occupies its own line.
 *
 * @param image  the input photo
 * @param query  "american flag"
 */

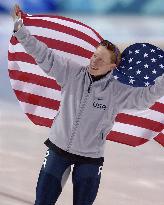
xmin=8 ymin=12 xmax=164 ymax=147
xmin=112 ymin=43 xmax=164 ymax=147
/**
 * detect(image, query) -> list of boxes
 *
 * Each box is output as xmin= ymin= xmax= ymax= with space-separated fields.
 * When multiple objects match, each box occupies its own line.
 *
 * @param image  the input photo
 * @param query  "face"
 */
xmin=88 ymin=45 xmax=117 ymax=76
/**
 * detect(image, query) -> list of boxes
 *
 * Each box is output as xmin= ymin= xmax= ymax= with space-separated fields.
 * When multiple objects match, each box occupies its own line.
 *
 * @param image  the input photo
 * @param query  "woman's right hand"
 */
xmin=11 ymin=4 xmax=23 ymax=32
xmin=11 ymin=4 xmax=21 ymax=21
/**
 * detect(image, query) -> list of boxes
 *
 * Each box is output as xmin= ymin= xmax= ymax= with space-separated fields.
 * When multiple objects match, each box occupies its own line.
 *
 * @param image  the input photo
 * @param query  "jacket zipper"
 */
xmin=88 ymin=82 xmax=92 ymax=93
xmin=101 ymin=131 xmax=104 ymax=140
xmin=66 ymin=75 xmax=93 ymax=151
xmin=87 ymin=71 xmax=93 ymax=93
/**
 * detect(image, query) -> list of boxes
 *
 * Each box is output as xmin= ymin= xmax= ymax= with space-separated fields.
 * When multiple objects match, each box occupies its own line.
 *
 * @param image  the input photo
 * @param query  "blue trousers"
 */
xmin=34 ymin=148 xmax=103 ymax=205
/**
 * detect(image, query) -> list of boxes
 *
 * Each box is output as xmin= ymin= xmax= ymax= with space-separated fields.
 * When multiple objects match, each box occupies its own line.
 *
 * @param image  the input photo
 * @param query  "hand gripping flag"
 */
xmin=8 ymin=12 xmax=164 ymax=147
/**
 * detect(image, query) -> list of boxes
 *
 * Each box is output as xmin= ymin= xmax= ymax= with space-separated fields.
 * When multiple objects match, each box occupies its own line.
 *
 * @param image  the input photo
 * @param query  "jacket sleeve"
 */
xmin=13 ymin=25 xmax=83 ymax=88
xmin=115 ymin=73 xmax=164 ymax=112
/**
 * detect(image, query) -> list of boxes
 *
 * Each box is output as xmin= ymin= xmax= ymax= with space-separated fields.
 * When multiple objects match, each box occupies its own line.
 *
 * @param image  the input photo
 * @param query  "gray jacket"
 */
xmin=14 ymin=25 xmax=164 ymax=158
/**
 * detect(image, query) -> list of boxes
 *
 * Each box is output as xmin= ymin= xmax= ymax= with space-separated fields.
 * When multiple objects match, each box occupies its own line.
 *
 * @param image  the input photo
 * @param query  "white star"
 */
xmin=144 ymin=53 xmax=148 ymax=58
xmin=128 ymin=58 xmax=133 ymax=63
xmin=144 ymin=82 xmax=150 ymax=86
xmin=129 ymin=78 xmax=135 ymax=84
xmin=128 ymin=66 xmax=133 ymax=70
xmin=135 ymin=50 xmax=140 ymax=54
xmin=114 ymin=75 xmax=119 ymax=80
xmin=122 ymin=57 xmax=125 ymax=61
xmin=151 ymin=58 xmax=157 ymax=62
xmin=144 ymin=64 xmax=149 ymax=68
xmin=129 ymin=76 xmax=134 ymax=78
xmin=129 ymin=50 xmax=132 ymax=54
xmin=144 ymin=75 xmax=149 ymax=80
xmin=159 ymin=64 xmax=164 ymax=69
xmin=121 ymin=66 xmax=125 ymax=68
xmin=142 ymin=44 xmax=146 ymax=47
xmin=152 ymin=69 xmax=157 ymax=74
xmin=150 ymin=49 xmax=155 ymax=53
xmin=158 ymin=55 xmax=163 ymax=58
xmin=136 ymin=61 xmax=141 ymax=64
xmin=136 ymin=69 xmax=141 ymax=74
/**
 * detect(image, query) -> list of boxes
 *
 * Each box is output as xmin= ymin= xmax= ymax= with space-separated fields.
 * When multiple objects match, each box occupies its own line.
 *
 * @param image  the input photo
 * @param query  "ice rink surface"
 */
xmin=0 ymin=14 xmax=164 ymax=205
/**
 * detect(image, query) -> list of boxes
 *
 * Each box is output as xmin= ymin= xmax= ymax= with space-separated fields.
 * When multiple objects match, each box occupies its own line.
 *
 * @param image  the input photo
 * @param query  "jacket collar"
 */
xmin=86 ymin=65 xmax=114 ymax=88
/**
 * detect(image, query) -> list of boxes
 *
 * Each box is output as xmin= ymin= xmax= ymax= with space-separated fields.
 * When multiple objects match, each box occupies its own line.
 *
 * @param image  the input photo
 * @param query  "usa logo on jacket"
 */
xmin=93 ymin=97 xmax=107 ymax=110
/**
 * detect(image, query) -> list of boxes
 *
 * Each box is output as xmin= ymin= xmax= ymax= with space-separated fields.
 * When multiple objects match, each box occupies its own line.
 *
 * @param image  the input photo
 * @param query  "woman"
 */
xmin=11 ymin=4 xmax=164 ymax=205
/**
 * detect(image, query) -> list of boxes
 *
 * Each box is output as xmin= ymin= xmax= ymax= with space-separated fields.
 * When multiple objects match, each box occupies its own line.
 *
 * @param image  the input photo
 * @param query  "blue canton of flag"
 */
xmin=113 ymin=43 xmax=164 ymax=87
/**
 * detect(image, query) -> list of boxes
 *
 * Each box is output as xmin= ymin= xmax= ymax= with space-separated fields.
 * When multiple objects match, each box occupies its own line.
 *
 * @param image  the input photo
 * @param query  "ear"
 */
xmin=110 ymin=63 xmax=117 ymax=70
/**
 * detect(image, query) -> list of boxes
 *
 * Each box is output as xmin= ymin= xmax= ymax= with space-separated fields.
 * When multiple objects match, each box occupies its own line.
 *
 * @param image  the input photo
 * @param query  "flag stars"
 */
xmin=159 ymin=64 xmax=164 ymax=69
xmin=151 ymin=58 xmax=157 ymax=62
xmin=136 ymin=69 xmax=141 ymax=74
xmin=144 ymin=82 xmax=150 ymax=86
xmin=136 ymin=61 xmax=141 ymax=64
xmin=152 ymin=69 xmax=157 ymax=74
xmin=144 ymin=64 xmax=149 ymax=68
xmin=129 ymin=58 xmax=133 ymax=63
xmin=118 ymin=45 xmax=163 ymax=88
xmin=144 ymin=53 xmax=148 ymax=58
xmin=150 ymin=49 xmax=155 ymax=53
xmin=144 ymin=75 xmax=149 ymax=80
xmin=114 ymin=75 xmax=119 ymax=80
xmin=135 ymin=50 xmax=140 ymax=54
xmin=129 ymin=78 xmax=135 ymax=84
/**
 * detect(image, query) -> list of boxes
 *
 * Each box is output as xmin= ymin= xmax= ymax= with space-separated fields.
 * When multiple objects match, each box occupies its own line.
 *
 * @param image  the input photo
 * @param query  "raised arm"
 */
xmin=11 ymin=5 xmax=83 ymax=88
xmin=115 ymin=73 xmax=164 ymax=112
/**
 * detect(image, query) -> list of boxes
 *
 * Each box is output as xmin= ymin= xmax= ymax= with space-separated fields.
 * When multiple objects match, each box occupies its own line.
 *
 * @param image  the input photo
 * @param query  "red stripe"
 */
xmin=22 ymin=13 xmax=103 ymax=41
xmin=26 ymin=113 xmax=53 ymax=128
xmin=153 ymin=132 xmax=164 ymax=147
xmin=8 ymin=51 xmax=36 ymax=64
xmin=106 ymin=131 xmax=148 ymax=147
xmin=151 ymin=102 xmax=164 ymax=114
xmin=14 ymin=90 xmax=60 ymax=110
xmin=9 ymin=70 xmax=61 ymax=91
xmin=36 ymin=35 xmax=93 ymax=58
xmin=23 ymin=18 xmax=100 ymax=48
xmin=10 ymin=36 xmax=17 ymax=45
xmin=10 ymin=37 xmax=18 ymax=45
xmin=10 ymin=35 xmax=93 ymax=59
xmin=116 ymin=113 xmax=164 ymax=132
